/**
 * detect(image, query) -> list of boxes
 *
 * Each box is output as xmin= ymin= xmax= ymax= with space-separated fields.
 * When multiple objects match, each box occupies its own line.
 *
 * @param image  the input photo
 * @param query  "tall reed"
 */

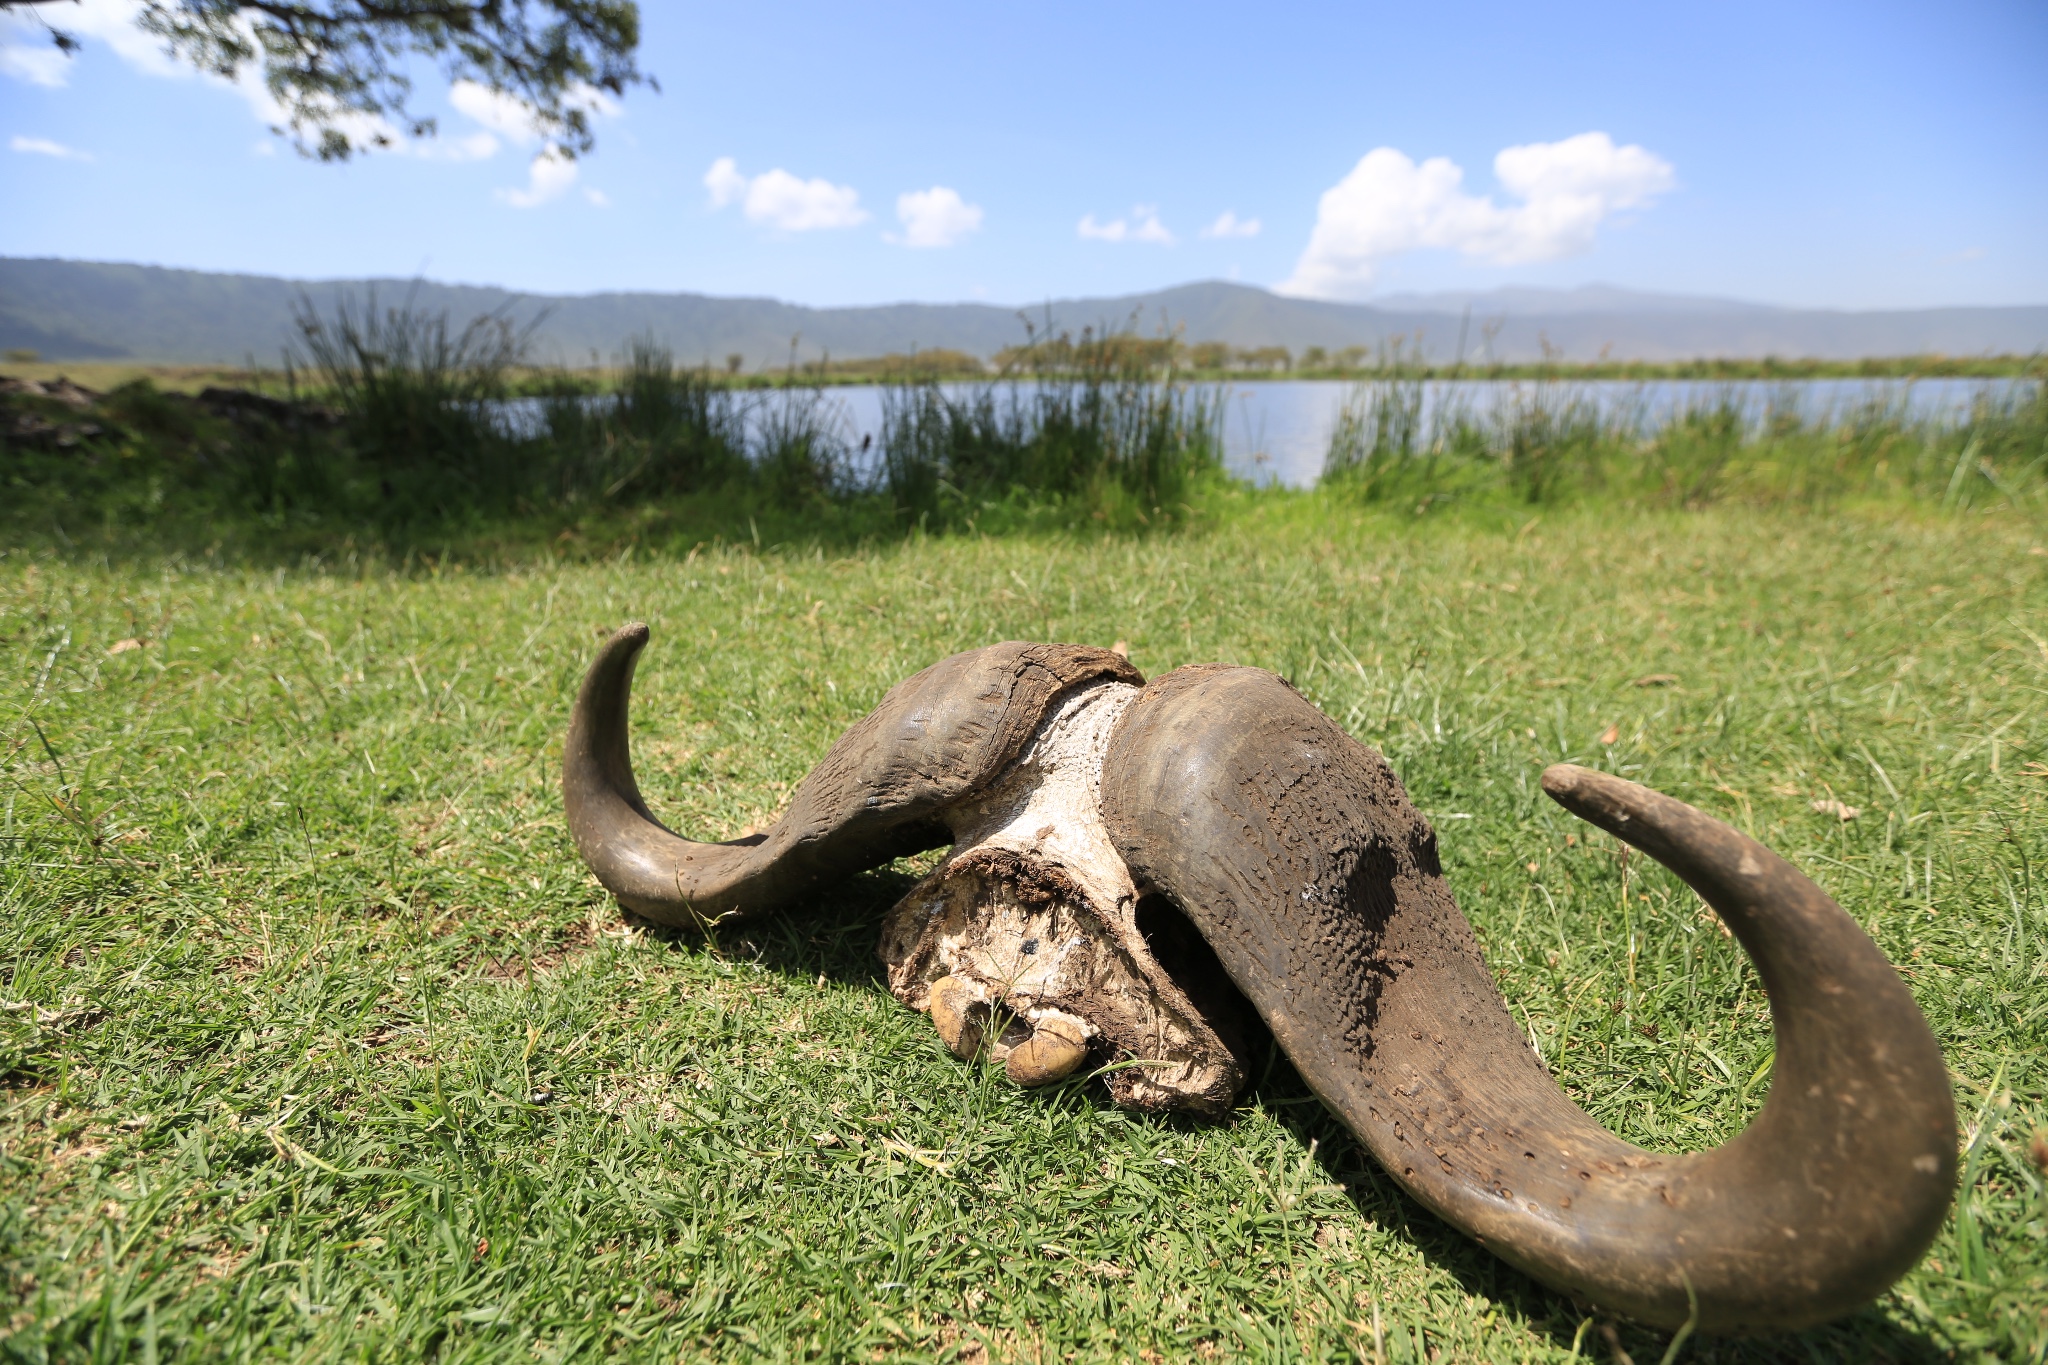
xmin=754 ymin=384 xmax=852 ymax=507
xmin=540 ymin=338 xmax=746 ymax=501
xmin=879 ymin=322 xmax=1224 ymax=528
xmin=1320 ymin=377 xmax=2048 ymax=514
xmin=288 ymin=289 xmax=534 ymax=520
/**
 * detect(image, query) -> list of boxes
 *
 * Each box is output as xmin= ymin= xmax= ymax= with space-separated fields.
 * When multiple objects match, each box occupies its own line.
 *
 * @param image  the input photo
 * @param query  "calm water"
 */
xmin=508 ymin=378 xmax=2036 ymax=491
xmin=818 ymin=378 xmax=2036 ymax=488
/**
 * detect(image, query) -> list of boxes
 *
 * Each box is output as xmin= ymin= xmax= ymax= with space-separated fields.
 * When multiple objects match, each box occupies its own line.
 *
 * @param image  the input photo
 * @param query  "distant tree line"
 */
xmin=770 ymin=335 xmax=2046 ymax=384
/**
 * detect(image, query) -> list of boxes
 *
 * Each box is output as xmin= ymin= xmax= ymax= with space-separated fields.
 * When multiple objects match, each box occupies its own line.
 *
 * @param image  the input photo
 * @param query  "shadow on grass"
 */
xmin=1247 ymin=1042 xmax=1949 ymax=1364
xmin=618 ymin=868 xmax=1948 ymax=1363
xmin=618 ymin=862 xmax=920 ymax=990
xmin=4 ymin=488 xmax=909 ymax=573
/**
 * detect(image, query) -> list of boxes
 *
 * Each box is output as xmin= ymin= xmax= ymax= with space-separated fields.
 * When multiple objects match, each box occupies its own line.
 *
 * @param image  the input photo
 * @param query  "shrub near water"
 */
xmin=1322 ymin=376 xmax=2048 ymax=513
xmin=6 ymin=299 xmax=2044 ymax=557
xmin=305 ymin=302 xmax=1223 ymax=532
xmin=289 ymin=291 xmax=535 ymax=522
xmin=879 ymin=332 xmax=1227 ymax=531
xmin=537 ymin=339 xmax=749 ymax=502
xmin=0 ymin=373 xmax=345 ymax=536
xmin=1 ymin=303 xmax=1230 ymax=549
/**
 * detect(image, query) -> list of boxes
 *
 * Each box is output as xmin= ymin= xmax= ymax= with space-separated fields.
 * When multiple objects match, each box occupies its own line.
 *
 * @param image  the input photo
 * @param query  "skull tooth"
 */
xmin=927 ymin=975 xmax=986 ymax=1059
xmin=1004 ymin=1011 xmax=1090 ymax=1087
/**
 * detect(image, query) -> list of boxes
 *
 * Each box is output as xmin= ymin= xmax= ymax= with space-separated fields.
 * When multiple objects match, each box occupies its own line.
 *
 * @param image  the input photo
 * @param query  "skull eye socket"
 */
xmin=995 ymin=1013 xmax=1034 ymax=1050
xmin=1135 ymin=894 xmax=1256 ymax=1061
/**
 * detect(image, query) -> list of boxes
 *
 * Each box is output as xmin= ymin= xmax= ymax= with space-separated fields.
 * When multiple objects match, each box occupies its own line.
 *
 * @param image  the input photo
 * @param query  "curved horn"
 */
xmin=1100 ymin=664 xmax=1954 ymax=1332
xmin=563 ymin=623 xmax=1142 ymax=925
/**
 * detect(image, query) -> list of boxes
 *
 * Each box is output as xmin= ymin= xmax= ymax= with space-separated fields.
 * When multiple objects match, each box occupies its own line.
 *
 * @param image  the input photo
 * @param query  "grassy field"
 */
xmin=3 ymin=497 xmax=2045 ymax=1362
xmin=0 ymin=364 xmax=276 ymax=396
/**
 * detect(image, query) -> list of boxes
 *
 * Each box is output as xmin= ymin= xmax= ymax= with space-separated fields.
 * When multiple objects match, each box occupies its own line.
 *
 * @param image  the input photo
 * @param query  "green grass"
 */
xmin=3 ymin=498 xmax=2045 ymax=1362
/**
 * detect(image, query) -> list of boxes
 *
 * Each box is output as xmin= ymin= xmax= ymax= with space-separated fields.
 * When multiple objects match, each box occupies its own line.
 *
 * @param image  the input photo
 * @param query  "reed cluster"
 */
xmin=877 ymin=378 xmax=1223 ymax=532
xmin=1320 ymin=376 xmax=2048 ymax=513
xmin=5 ymin=295 xmax=2043 ymax=557
xmin=290 ymin=305 xmax=845 ymax=522
xmin=0 ymin=297 xmax=1224 ymax=545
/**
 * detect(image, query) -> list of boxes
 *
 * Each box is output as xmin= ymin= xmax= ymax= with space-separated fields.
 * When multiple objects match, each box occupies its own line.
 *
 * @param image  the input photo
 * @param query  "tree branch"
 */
xmin=5 ymin=0 xmax=647 ymax=162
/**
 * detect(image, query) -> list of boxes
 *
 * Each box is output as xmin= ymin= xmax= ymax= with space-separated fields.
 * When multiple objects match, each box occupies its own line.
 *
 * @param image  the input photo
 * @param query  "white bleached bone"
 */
xmin=879 ymin=682 xmax=1244 ymax=1113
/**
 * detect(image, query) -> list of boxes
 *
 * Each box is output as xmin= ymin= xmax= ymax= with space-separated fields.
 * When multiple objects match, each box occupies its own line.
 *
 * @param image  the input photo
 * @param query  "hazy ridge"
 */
xmin=3 ymin=257 xmax=2044 ymax=367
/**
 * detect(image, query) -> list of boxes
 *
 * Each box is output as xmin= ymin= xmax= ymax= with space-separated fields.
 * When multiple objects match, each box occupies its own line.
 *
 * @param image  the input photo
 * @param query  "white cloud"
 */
xmin=360 ymin=78 xmax=614 ymax=163
xmin=0 ymin=0 xmax=181 ymax=86
xmin=704 ymin=157 xmax=867 ymax=231
xmin=1278 ymin=132 xmax=1674 ymax=299
xmin=448 ymin=78 xmax=630 ymax=200
xmin=449 ymin=80 xmax=533 ymax=138
xmin=705 ymin=156 xmax=747 ymax=208
xmin=1200 ymin=210 xmax=1261 ymax=239
xmin=254 ymin=92 xmax=405 ymax=156
xmin=11 ymin=134 xmax=91 ymax=161
xmin=498 ymin=151 xmax=578 ymax=208
xmin=567 ymin=85 xmax=622 ymax=122
xmin=891 ymin=186 xmax=982 ymax=247
xmin=1078 ymin=206 xmax=1174 ymax=245
xmin=419 ymin=130 xmax=500 ymax=161
xmin=447 ymin=77 xmax=621 ymax=143
xmin=445 ymin=79 xmax=617 ymax=165
xmin=0 ymin=38 xmax=69 ymax=87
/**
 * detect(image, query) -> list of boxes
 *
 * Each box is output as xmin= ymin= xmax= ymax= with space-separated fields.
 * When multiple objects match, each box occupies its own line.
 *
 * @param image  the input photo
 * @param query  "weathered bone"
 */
xmin=562 ymin=629 xmax=1956 ymax=1334
xmin=878 ymin=681 xmax=1245 ymax=1114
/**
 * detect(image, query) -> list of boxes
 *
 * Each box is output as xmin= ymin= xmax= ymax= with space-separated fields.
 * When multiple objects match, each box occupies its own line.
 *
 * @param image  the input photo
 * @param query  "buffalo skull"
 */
xmin=563 ymin=626 xmax=1954 ymax=1334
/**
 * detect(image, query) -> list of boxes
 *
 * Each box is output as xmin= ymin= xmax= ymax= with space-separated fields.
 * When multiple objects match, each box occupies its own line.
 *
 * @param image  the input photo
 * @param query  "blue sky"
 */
xmin=3 ymin=0 xmax=2044 ymax=309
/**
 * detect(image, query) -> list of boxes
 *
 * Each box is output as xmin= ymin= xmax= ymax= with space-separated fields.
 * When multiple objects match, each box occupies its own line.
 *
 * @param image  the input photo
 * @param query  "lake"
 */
xmin=828 ymin=378 xmax=2037 ymax=488
xmin=509 ymin=377 xmax=2037 ymax=490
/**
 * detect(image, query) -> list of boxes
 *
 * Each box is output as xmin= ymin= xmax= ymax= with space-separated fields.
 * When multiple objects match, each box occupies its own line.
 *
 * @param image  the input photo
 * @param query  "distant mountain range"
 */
xmin=4 ymin=257 xmax=2044 ymax=367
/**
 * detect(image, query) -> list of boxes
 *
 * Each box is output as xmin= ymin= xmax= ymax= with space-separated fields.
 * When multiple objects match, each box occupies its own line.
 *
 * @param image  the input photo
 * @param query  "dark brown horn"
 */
xmin=563 ymin=623 xmax=1142 ymax=925
xmin=1100 ymin=664 xmax=1955 ymax=1333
